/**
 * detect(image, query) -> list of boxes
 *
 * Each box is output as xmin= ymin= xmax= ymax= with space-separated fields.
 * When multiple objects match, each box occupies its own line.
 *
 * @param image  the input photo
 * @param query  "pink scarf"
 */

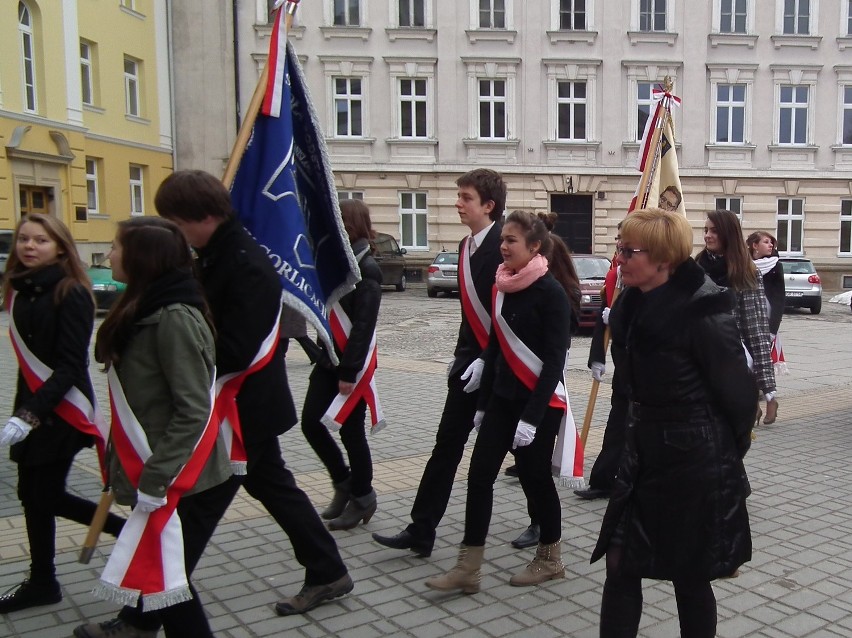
xmin=495 ymin=254 xmax=549 ymax=293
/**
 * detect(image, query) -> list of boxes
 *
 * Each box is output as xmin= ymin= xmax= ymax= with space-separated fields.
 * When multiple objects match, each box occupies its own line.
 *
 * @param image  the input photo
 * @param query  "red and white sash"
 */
xmin=94 ymin=367 xmax=219 ymax=610
xmin=321 ymin=303 xmax=386 ymax=434
xmin=459 ymin=236 xmax=491 ymax=350
xmin=213 ymin=305 xmax=282 ymax=474
xmin=491 ymin=289 xmax=585 ymax=488
xmin=7 ymin=291 xmax=109 ymax=482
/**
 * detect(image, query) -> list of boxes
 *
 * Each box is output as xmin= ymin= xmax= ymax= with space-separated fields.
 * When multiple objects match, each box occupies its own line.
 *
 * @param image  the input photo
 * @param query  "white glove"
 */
xmin=512 ymin=420 xmax=537 ymax=449
xmin=590 ymin=361 xmax=606 ymax=382
xmin=136 ymin=490 xmax=168 ymax=513
xmin=460 ymin=358 xmax=485 ymax=393
xmin=0 ymin=417 xmax=33 ymax=447
xmin=473 ymin=410 xmax=485 ymax=432
xmin=601 ymin=307 xmax=611 ymax=325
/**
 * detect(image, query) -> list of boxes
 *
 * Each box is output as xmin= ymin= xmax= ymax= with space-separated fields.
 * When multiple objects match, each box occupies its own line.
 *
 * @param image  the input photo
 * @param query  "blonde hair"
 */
xmin=620 ymin=208 xmax=692 ymax=267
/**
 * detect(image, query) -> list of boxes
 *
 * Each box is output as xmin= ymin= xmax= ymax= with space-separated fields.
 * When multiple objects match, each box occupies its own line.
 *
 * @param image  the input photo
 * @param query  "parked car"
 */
xmin=426 ymin=251 xmax=459 ymax=297
xmin=572 ymin=254 xmax=612 ymax=329
xmin=87 ymin=263 xmax=126 ymax=312
xmin=780 ymin=257 xmax=822 ymax=314
xmin=374 ymin=232 xmax=407 ymax=291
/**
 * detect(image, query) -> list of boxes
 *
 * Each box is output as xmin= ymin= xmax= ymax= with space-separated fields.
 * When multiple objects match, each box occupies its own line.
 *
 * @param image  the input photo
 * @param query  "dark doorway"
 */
xmin=550 ymin=193 xmax=593 ymax=254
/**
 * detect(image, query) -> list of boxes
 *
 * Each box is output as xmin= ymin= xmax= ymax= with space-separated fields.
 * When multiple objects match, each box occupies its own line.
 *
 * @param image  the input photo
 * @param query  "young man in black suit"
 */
xmin=373 ymin=168 xmax=506 ymax=557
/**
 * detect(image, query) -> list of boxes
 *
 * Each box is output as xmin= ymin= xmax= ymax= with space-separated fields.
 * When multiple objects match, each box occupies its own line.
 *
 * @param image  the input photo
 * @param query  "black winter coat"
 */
xmin=760 ymin=260 xmax=785 ymax=335
xmin=195 ymin=217 xmax=297 ymax=446
xmin=8 ymin=264 xmax=95 ymax=466
xmin=591 ymin=258 xmax=756 ymax=581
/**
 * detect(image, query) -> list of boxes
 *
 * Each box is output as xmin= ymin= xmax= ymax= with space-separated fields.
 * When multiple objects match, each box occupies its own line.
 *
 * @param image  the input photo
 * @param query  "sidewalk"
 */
xmin=2 ymin=294 xmax=852 ymax=637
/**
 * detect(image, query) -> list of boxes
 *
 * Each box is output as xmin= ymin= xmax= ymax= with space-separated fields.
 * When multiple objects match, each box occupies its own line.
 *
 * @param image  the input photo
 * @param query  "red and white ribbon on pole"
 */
xmin=492 ymin=289 xmax=584 ymax=488
xmin=458 ymin=236 xmax=491 ymax=350
xmin=214 ymin=305 xmax=282 ymax=474
xmin=7 ymin=291 xmax=109 ymax=482
xmin=321 ymin=303 xmax=386 ymax=434
xmin=94 ymin=368 xmax=220 ymax=610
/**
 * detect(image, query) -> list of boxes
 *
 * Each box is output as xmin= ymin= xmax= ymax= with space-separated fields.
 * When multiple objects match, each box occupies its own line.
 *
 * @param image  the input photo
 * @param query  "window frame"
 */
xmin=714 ymin=83 xmax=747 ymax=144
xmin=840 ymin=199 xmax=852 ymax=255
xmin=776 ymin=0 xmax=819 ymax=35
xmin=463 ymin=58 xmax=519 ymax=142
xmin=338 ymin=191 xmax=365 ymax=201
xmin=841 ymin=84 xmax=852 ymax=146
xmin=719 ymin=0 xmax=748 ymax=33
xmin=86 ymin=158 xmax=100 ymax=215
xmin=477 ymin=78 xmax=508 ymax=140
xmin=333 ymin=0 xmax=361 ymax=26
xmin=776 ymin=197 xmax=805 ymax=255
xmin=80 ymin=40 xmax=94 ymax=106
xmin=555 ymin=80 xmax=588 ymax=141
xmin=398 ymin=0 xmax=427 ymax=27
xmin=129 ymin=164 xmax=145 ymax=216
xmin=777 ymin=84 xmax=810 ymax=145
xmin=333 ymin=76 xmax=364 ymax=138
xmin=18 ymin=1 xmax=37 ymax=113
xmin=715 ymin=196 xmax=743 ymax=220
xmin=558 ymin=0 xmax=587 ymax=30
xmin=124 ymin=56 xmax=141 ymax=117
xmin=623 ymin=64 xmax=680 ymax=144
xmin=398 ymin=77 xmax=429 ymax=139
xmin=477 ymin=0 xmax=508 ymax=28
xmin=638 ymin=0 xmax=668 ymax=32
xmin=398 ymin=191 xmax=429 ymax=250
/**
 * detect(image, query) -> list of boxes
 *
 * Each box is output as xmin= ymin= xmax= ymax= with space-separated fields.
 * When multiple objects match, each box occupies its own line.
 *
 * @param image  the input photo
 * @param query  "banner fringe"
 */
xmin=556 ymin=474 xmax=585 ymax=490
xmin=142 ymin=586 xmax=194 ymax=611
xmin=321 ymin=414 xmax=342 ymax=432
xmin=230 ymin=461 xmax=248 ymax=476
xmin=370 ymin=419 xmax=387 ymax=435
xmin=92 ymin=582 xmax=142 ymax=608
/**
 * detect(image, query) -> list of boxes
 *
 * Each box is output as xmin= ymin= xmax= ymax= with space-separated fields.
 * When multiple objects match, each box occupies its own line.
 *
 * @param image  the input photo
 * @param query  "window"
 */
xmin=399 ymin=192 xmax=428 ymax=249
xmin=479 ymin=79 xmax=507 ymax=139
xmin=715 ymin=197 xmax=743 ymax=218
xmin=782 ymin=0 xmax=809 ymax=34
xmin=338 ymin=191 xmax=364 ymax=200
xmin=480 ymin=0 xmax=506 ymax=28
xmin=778 ymin=85 xmax=809 ymax=145
xmin=840 ymin=200 xmax=852 ymax=253
xmin=843 ymin=86 xmax=852 ymax=145
xmin=129 ymin=165 xmax=144 ymax=216
xmin=120 ymin=0 xmax=135 ymax=9
xmin=399 ymin=0 xmax=425 ymax=27
xmin=848 ymin=0 xmax=852 ymax=35
xmin=334 ymin=77 xmax=363 ymax=137
xmin=333 ymin=0 xmax=360 ymax=26
xmin=777 ymin=198 xmax=804 ymax=254
xmin=80 ymin=41 xmax=93 ymax=105
xmin=716 ymin=84 xmax=746 ymax=143
xmin=559 ymin=0 xmax=586 ymax=30
xmin=639 ymin=0 xmax=666 ymax=31
xmin=86 ymin=158 xmax=100 ymax=214
xmin=399 ymin=79 xmax=427 ymax=138
xmin=18 ymin=1 xmax=37 ymax=112
xmin=720 ymin=0 xmax=747 ymax=33
xmin=637 ymin=82 xmax=655 ymax=141
xmin=124 ymin=56 xmax=140 ymax=117
xmin=556 ymin=81 xmax=587 ymax=140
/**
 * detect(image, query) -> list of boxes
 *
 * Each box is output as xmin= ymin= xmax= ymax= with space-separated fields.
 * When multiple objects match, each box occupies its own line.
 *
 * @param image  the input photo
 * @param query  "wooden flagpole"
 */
xmin=79 ymin=490 xmax=114 ymax=564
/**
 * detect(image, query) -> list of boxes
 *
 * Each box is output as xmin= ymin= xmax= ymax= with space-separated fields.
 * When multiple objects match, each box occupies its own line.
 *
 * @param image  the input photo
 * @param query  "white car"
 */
xmin=426 ymin=251 xmax=459 ymax=298
xmin=780 ymin=257 xmax=822 ymax=314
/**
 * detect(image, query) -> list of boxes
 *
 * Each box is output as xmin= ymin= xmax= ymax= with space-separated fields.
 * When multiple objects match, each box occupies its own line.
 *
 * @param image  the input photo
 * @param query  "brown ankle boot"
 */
xmin=509 ymin=541 xmax=566 ymax=586
xmin=424 ymin=545 xmax=484 ymax=594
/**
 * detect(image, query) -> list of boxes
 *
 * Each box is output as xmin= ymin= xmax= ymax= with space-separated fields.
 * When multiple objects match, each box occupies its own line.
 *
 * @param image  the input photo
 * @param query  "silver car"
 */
xmin=426 ymin=251 xmax=459 ymax=297
xmin=780 ymin=257 xmax=822 ymax=314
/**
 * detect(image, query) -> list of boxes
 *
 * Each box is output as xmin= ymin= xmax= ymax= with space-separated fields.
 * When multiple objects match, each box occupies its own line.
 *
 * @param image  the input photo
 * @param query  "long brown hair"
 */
xmin=698 ymin=209 xmax=758 ymax=291
xmin=745 ymin=230 xmax=778 ymax=258
xmin=95 ymin=217 xmax=211 ymax=367
xmin=339 ymin=199 xmax=375 ymax=247
xmin=1 ymin=213 xmax=93 ymax=305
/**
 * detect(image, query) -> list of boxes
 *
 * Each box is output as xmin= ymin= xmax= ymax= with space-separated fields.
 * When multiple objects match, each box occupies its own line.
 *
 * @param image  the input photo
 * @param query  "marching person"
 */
xmin=154 ymin=170 xmax=352 ymax=617
xmin=592 ymin=208 xmax=755 ymax=638
xmin=697 ymin=210 xmax=778 ymax=425
xmin=372 ymin=168 xmax=505 ymax=557
xmin=75 ymin=217 xmax=231 ymax=638
xmin=425 ymin=210 xmax=578 ymax=592
xmin=0 ymin=214 xmax=124 ymax=615
xmin=746 ymin=231 xmax=787 ymax=381
xmin=301 ymin=199 xmax=383 ymax=530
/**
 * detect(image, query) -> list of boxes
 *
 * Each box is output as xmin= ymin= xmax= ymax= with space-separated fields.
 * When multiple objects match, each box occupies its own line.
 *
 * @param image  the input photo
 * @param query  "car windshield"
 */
xmin=781 ymin=260 xmax=815 ymax=275
xmin=375 ymin=234 xmax=400 ymax=254
xmin=573 ymin=257 xmax=611 ymax=280
xmin=434 ymin=253 xmax=459 ymax=265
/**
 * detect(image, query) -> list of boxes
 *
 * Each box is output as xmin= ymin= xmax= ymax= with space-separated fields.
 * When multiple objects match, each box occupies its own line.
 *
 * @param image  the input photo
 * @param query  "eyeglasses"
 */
xmin=616 ymin=246 xmax=649 ymax=260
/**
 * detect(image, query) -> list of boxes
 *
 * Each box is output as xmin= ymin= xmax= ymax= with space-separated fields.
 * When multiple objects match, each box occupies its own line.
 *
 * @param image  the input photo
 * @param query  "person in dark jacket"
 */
xmin=153 ymin=170 xmax=352 ymax=618
xmin=747 ymin=231 xmax=787 ymax=377
xmin=425 ymin=210 xmax=578 ymax=593
xmin=591 ymin=208 xmax=756 ymax=638
xmin=301 ymin=198 xmax=383 ymax=530
xmin=0 ymin=214 xmax=124 ymax=615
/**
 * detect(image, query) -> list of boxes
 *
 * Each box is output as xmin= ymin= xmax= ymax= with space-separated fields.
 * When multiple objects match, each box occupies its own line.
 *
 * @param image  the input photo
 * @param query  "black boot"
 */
xmin=510 ymin=524 xmax=540 ymax=549
xmin=0 ymin=578 xmax=61 ymax=614
xmin=321 ymin=476 xmax=352 ymax=520
xmin=328 ymin=490 xmax=377 ymax=531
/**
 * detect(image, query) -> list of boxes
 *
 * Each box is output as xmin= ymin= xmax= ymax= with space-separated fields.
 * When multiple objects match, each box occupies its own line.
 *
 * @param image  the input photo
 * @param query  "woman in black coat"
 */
xmin=0 ymin=214 xmax=123 ymax=615
xmin=301 ymin=199 xmax=383 ymax=530
xmin=591 ymin=209 xmax=756 ymax=638
xmin=747 ymin=231 xmax=787 ymax=375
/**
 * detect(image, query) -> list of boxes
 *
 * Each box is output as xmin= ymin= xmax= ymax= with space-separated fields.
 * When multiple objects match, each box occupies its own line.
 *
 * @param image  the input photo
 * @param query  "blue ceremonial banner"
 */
xmin=230 ymin=39 xmax=359 ymax=362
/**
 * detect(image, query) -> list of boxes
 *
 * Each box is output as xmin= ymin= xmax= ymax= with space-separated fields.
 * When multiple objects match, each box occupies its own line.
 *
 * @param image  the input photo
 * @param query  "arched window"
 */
xmin=18 ymin=1 xmax=37 ymax=112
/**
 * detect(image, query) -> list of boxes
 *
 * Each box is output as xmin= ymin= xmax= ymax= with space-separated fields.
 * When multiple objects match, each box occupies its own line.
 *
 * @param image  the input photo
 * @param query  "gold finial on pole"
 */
xmin=663 ymin=75 xmax=673 ymax=93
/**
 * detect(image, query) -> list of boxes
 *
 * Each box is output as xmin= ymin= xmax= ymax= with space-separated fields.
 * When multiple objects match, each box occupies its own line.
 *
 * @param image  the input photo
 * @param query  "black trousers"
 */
xmin=588 ymin=392 xmax=629 ymax=491
xmin=406 ymin=374 xmax=479 ymax=544
xmin=301 ymin=365 xmax=372 ymax=497
xmin=463 ymin=394 xmax=563 ymax=547
xmin=17 ymin=456 xmax=124 ymax=584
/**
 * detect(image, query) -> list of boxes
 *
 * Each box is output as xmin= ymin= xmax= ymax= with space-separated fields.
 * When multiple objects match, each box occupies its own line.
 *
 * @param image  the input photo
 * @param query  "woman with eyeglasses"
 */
xmin=697 ymin=210 xmax=778 ymax=425
xmin=591 ymin=208 xmax=756 ymax=638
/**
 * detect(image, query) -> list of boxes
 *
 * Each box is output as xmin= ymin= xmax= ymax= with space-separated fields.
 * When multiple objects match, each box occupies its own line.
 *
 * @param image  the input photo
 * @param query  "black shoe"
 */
xmin=573 ymin=487 xmax=611 ymax=500
xmin=372 ymin=530 xmax=433 ymax=557
xmin=0 ymin=578 xmax=61 ymax=614
xmin=275 ymin=573 xmax=354 ymax=616
xmin=510 ymin=524 xmax=540 ymax=549
xmin=504 ymin=464 xmax=519 ymax=478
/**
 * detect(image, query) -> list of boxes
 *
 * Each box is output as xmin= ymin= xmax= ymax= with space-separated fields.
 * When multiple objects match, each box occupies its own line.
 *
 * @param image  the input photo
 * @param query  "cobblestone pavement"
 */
xmin=2 ymin=288 xmax=852 ymax=637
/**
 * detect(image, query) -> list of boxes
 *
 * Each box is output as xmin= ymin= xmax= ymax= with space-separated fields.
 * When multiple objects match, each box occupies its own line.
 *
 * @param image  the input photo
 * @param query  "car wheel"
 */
xmin=427 ymin=287 xmax=438 ymax=298
xmin=810 ymin=300 xmax=821 ymax=314
xmin=395 ymin=274 xmax=406 ymax=292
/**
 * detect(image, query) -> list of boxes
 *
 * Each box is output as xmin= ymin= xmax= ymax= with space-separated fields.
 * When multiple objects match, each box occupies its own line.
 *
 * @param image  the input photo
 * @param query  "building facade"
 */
xmin=0 ymin=0 xmax=173 ymax=265
xmin=175 ymin=0 xmax=852 ymax=287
